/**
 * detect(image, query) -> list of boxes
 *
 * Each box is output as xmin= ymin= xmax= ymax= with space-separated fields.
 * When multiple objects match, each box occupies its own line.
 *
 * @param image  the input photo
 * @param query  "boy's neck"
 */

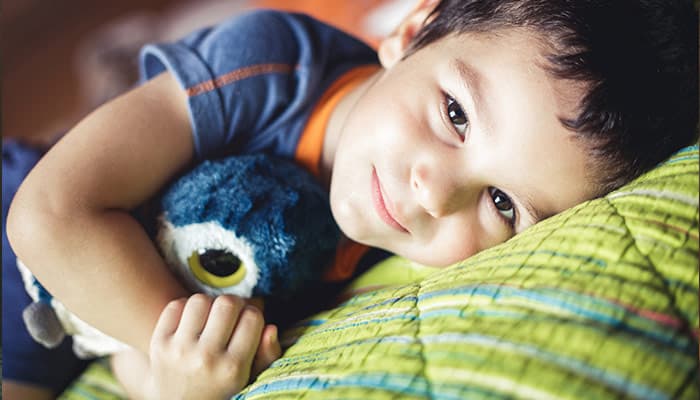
xmin=319 ymin=69 xmax=383 ymax=190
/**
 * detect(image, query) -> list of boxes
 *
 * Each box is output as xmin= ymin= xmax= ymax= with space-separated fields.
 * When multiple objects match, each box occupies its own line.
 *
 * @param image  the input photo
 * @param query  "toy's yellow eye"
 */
xmin=188 ymin=249 xmax=247 ymax=288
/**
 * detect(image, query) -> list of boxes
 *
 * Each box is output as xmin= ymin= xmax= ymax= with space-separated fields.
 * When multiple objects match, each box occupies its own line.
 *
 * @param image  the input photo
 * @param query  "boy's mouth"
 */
xmin=371 ymin=167 xmax=409 ymax=234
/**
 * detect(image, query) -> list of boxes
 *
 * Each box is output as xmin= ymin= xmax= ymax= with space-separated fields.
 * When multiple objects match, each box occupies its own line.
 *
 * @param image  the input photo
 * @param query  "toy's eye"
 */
xmin=188 ymin=249 xmax=247 ymax=288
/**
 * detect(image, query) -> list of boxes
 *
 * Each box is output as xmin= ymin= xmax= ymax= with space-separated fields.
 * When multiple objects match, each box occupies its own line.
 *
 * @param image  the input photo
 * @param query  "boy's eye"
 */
xmin=446 ymin=95 xmax=469 ymax=141
xmin=488 ymin=187 xmax=516 ymax=227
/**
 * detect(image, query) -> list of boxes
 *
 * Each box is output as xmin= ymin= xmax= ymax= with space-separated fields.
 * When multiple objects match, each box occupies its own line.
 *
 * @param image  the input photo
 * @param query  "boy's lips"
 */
xmin=371 ymin=167 xmax=409 ymax=233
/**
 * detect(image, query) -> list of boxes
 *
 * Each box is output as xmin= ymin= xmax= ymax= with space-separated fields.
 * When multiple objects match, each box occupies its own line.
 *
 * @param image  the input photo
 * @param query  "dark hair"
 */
xmin=407 ymin=0 xmax=699 ymax=194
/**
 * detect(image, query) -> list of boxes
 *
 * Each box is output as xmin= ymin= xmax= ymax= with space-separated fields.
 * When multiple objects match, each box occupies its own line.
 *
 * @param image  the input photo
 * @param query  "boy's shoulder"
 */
xmin=200 ymin=9 xmax=375 ymax=59
xmin=155 ymin=8 xmax=378 ymax=85
xmin=139 ymin=8 xmax=378 ymax=160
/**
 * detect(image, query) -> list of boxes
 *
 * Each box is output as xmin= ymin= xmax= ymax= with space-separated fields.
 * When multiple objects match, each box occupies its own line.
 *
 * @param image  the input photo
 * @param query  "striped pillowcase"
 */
xmin=239 ymin=145 xmax=699 ymax=400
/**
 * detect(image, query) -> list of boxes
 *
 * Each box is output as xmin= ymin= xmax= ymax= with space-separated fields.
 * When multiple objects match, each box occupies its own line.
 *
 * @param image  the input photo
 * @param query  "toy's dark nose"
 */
xmin=199 ymin=249 xmax=242 ymax=276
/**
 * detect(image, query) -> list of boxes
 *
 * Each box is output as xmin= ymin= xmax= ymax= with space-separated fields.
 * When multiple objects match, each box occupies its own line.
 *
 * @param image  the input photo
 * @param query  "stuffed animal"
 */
xmin=17 ymin=153 xmax=340 ymax=358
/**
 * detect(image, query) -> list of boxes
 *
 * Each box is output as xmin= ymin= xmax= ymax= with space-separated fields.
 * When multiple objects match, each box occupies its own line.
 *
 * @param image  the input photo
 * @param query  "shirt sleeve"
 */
xmin=139 ymin=10 xmax=306 ymax=160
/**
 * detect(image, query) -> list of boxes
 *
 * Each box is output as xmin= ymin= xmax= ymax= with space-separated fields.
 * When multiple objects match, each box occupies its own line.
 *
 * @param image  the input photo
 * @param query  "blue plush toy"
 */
xmin=18 ymin=154 xmax=340 ymax=357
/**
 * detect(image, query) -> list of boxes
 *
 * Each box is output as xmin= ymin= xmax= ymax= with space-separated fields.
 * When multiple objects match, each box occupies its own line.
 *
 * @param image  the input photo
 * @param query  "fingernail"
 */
xmin=244 ymin=305 xmax=261 ymax=315
xmin=270 ymin=326 xmax=279 ymax=345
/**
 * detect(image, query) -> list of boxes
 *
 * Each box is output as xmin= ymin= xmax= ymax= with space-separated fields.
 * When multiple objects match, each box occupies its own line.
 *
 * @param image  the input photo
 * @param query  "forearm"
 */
xmin=6 ymin=72 xmax=193 ymax=354
xmin=9 ymin=201 xmax=188 ymax=353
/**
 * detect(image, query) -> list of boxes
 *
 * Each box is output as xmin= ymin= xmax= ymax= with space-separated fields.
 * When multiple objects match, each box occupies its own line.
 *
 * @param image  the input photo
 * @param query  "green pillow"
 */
xmin=238 ymin=145 xmax=699 ymax=400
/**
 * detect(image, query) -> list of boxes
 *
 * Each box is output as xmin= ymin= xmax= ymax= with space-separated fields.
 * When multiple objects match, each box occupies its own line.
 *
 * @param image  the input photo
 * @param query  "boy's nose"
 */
xmin=410 ymin=163 xmax=465 ymax=218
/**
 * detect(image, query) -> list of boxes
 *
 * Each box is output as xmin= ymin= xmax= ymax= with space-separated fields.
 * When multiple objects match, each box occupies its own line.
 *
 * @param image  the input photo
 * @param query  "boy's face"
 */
xmin=329 ymin=29 xmax=597 ymax=267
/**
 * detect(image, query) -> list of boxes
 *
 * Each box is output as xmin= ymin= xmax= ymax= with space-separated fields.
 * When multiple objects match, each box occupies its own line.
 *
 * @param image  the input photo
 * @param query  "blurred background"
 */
xmin=2 ymin=0 xmax=414 ymax=144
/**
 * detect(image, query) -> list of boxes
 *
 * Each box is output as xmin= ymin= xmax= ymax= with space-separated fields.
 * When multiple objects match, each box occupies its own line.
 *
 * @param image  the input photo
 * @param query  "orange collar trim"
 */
xmin=294 ymin=64 xmax=380 ymax=177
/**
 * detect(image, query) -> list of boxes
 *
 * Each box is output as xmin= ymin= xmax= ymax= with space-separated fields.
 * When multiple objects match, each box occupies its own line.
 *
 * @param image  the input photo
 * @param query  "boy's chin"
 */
xmin=333 ymin=215 xmax=381 ymax=250
xmin=335 ymin=219 xmax=368 ymax=245
xmin=330 ymin=198 xmax=363 ymax=238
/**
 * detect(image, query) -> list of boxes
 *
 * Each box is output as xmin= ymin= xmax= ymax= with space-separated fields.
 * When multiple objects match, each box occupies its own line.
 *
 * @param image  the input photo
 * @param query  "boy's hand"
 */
xmin=145 ymin=294 xmax=281 ymax=400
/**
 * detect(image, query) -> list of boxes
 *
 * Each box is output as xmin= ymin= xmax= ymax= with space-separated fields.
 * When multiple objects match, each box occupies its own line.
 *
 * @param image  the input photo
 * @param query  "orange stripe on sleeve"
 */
xmin=186 ymin=63 xmax=295 ymax=97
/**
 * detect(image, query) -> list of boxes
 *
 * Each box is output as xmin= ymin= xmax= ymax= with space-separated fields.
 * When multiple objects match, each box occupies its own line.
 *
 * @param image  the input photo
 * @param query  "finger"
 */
xmin=251 ymin=324 xmax=281 ymax=378
xmin=226 ymin=306 xmax=264 ymax=364
xmin=199 ymin=295 xmax=245 ymax=349
xmin=151 ymin=298 xmax=186 ymax=343
xmin=175 ymin=293 xmax=213 ymax=340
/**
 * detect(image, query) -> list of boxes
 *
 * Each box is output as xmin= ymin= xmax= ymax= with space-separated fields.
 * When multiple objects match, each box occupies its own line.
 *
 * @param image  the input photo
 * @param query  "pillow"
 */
xmin=59 ymin=145 xmax=698 ymax=399
xmin=238 ymin=145 xmax=699 ymax=399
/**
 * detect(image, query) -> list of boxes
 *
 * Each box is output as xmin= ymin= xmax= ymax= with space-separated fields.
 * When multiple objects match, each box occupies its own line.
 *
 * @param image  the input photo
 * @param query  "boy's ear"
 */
xmin=378 ymin=0 xmax=440 ymax=68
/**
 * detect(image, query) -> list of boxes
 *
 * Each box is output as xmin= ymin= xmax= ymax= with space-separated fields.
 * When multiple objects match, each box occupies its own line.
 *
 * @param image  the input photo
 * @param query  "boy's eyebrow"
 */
xmin=451 ymin=59 xmax=494 ymax=136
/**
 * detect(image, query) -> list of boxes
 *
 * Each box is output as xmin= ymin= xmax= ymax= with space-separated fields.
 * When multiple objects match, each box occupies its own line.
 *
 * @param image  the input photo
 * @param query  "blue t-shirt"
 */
xmin=139 ymin=9 xmax=379 ymax=161
xmin=139 ymin=9 xmax=389 ymax=322
xmin=2 ymin=11 xmax=383 ymax=390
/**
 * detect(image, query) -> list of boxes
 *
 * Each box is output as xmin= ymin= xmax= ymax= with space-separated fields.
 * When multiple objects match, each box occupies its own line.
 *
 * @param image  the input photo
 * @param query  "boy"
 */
xmin=4 ymin=0 xmax=697 ymax=398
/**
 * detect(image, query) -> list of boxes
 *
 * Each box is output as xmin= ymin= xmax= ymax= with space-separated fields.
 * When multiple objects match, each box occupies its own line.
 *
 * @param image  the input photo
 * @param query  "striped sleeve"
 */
xmin=139 ymin=10 xmax=303 ymax=160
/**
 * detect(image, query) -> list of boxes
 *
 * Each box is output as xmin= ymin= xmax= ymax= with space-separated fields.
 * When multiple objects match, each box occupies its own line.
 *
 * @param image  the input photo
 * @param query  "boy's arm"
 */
xmin=7 ymin=72 xmax=193 ymax=354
